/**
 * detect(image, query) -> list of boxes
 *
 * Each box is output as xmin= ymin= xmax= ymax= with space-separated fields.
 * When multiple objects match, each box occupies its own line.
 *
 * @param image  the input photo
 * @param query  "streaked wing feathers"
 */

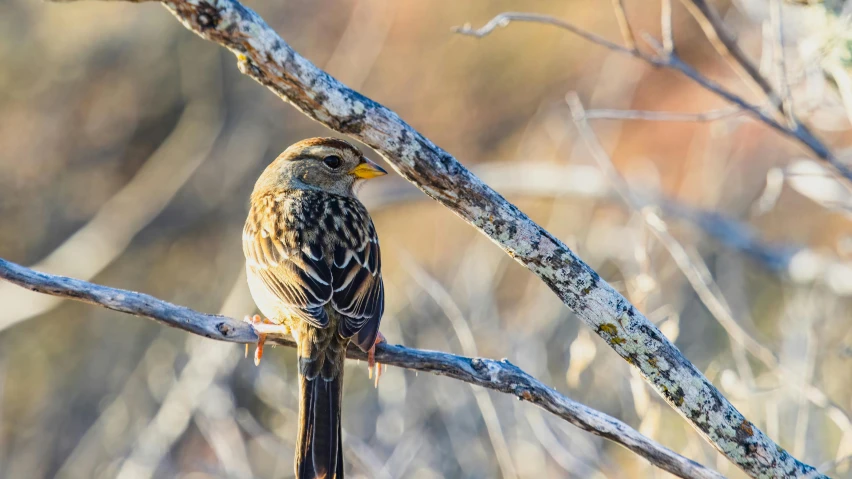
xmin=244 ymin=213 xmax=332 ymax=328
xmin=244 ymin=193 xmax=383 ymax=345
xmin=333 ymin=225 xmax=383 ymax=349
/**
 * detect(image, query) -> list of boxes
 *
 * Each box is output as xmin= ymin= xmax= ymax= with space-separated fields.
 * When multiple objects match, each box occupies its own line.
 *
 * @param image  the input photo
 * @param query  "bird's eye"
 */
xmin=323 ymin=155 xmax=342 ymax=169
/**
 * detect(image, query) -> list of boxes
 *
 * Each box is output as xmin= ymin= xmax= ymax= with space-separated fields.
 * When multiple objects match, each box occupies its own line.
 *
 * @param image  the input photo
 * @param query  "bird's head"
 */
xmin=255 ymin=137 xmax=387 ymax=197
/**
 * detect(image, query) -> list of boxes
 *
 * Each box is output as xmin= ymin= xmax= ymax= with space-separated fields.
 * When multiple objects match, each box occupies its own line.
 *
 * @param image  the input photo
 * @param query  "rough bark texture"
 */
xmin=54 ymin=0 xmax=824 ymax=477
xmin=0 ymin=257 xmax=726 ymax=479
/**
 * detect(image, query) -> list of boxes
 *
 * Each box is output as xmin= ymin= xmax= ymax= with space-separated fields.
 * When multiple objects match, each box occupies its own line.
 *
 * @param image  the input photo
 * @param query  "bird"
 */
xmin=242 ymin=137 xmax=387 ymax=479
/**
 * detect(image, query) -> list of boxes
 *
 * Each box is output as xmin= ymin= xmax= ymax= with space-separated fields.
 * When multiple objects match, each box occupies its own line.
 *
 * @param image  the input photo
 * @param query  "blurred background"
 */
xmin=1 ymin=0 xmax=852 ymax=478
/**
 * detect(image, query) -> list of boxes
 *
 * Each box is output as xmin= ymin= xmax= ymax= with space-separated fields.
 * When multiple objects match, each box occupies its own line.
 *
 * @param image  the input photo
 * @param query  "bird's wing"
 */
xmin=332 ymin=215 xmax=384 ymax=351
xmin=243 ymin=200 xmax=332 ymax=328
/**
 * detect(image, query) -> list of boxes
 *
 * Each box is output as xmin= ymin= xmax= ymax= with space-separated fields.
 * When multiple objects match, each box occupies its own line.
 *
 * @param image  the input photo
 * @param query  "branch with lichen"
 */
xmin=48 ymin=0 xmax=824 ymax=477
xmin=0 ymin=257 xmax=725 ymax=479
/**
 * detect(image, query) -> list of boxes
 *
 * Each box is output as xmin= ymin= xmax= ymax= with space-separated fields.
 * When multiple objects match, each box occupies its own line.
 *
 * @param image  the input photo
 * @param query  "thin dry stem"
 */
xmin=455 ymin=10 xmax=850 ymax=183
xmin=611 ymin=0 xmax=636 ymax=50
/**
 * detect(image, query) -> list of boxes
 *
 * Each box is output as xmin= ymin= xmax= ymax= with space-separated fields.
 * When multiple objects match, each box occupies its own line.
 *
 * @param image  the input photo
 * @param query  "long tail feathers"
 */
xmin=296 ymin=347 xmax=344 ymax=478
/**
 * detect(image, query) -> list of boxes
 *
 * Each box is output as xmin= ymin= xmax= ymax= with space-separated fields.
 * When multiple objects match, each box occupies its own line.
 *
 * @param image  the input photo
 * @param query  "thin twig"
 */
xmin=611 ymin=0 xmax=636 ymax=50
xmin=455 ymin=11 xmax=852 ymax=185
xmin=585 ymin=106 xmax=743 ymax=122
xmin=678 ymin=0 xmax=852 ymax=187
xmin=661 ymin=0 xmax=674 ymax=54
xmin=678 ymin=0 xmax=784 ymax=108
xmin=453 ymin=13 xmax=637 ymax=57
xmin=769 ymin=0 xmax=796 ymax=127
xmin=0 ymin=257 xmax=724 ymax=479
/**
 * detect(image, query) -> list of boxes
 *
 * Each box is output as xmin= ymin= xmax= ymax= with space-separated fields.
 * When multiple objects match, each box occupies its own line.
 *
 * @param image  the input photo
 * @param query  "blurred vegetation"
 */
xmin=1 ymin=0 xmax=851 ymax=478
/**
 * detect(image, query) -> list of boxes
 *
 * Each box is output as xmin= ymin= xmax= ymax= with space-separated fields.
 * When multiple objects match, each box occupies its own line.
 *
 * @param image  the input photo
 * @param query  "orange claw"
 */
xmin=367 ymin=331 xmax=387 ymax=387
xmin=254 ymin=333 xmax=267 ymax=366
xmin=244 ymin=315 xmax=287 ymax=366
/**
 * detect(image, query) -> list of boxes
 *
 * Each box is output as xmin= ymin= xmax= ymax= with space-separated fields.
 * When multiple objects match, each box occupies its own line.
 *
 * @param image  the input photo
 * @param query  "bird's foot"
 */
xmin=367 ymin=331 xmax=387 ymax=388
xmin=243 ymin=314 xmax=290 ymax=366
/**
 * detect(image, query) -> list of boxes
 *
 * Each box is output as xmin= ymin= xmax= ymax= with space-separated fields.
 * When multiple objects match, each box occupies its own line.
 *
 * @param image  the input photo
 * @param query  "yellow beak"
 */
xmin=350 ymin=157 xmax=388 ymax=179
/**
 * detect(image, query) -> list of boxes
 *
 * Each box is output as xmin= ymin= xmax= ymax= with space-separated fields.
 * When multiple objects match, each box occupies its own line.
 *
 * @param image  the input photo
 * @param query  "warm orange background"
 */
xmin=1 ymin=1 xmax=850 ymax=478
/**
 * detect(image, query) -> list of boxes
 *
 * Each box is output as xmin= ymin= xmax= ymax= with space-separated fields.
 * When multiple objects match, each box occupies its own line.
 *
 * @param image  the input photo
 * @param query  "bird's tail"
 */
xmin=296 ymin=333 xmax=345 ymax=479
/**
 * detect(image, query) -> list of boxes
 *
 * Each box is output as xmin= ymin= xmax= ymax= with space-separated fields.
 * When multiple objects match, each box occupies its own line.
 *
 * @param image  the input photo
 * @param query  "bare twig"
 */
xmin=0 ymin=257 xmax=724 ymax=479
xmin=585 ymin=106 xmax=743 ymax=122
xmin=678 ymin=0 xmax=852 ymax=185
xmin=453 ymin=13 xmax=636 ymax=56
xmin=661 ymin=0 xmax=675 ymax=54
xmin=677 ymin=0 xmax=783 ymax=108
xmin=769 ymin=0 xmax=796 ymax=126
xmin=611 ymin=0 xmax=636 ymax=50
xmin=50 ymin=1 xmax=823 ymax=476
xmin=455 ymin=11 xmax=852 ymax=184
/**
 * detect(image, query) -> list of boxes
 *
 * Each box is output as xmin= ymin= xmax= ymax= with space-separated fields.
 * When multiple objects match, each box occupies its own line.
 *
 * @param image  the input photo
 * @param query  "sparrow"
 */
xmin=242 ymin=137 xmax=387 ymax=478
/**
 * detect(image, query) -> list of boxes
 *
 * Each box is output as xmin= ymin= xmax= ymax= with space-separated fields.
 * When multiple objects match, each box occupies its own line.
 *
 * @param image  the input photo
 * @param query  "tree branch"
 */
xmin=677 ymin=0 xmax=852 ymax=185
xmin=52 ymin=1 xmax=823 ymax=477
xmin=0 ymin=257 xmax=724 ymax=479
xmin=678 ymin=0 xmax=783 ymax=107
xmin=454 ymin=11 xmax=851 ymax=185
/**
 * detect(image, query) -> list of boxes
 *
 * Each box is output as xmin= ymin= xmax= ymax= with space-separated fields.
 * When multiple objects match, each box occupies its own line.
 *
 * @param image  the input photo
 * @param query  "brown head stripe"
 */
xmin=291 ymin=137 xmax=362 ymax=156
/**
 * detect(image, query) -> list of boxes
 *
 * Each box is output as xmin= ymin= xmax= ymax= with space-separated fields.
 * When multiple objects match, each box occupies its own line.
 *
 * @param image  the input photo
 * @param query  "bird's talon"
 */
xmin=243 ymin=314 xmax=287 ymax=366
xmin=254 ymin=333 xmax=266 ymax=366
xmin=367 ymin=331 xmax=387 ymax=387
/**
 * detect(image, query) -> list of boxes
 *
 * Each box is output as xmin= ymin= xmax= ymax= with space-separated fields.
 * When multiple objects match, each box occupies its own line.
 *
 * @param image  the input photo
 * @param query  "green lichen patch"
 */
xmin=598 ymin=323 xmax=618 ymax=335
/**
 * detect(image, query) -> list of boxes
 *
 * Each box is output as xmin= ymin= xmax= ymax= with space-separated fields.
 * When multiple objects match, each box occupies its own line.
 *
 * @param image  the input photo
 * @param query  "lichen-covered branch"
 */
xmin=56 ymin=0 xmax=823 ymax=476
xmin=0 ymin=257 xmax=724 ymax=479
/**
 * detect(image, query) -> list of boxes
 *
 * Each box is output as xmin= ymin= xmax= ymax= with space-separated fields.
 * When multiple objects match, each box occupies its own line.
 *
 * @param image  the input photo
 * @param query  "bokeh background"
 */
xmin=1 ymin=0 xmax=852 ymax=478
